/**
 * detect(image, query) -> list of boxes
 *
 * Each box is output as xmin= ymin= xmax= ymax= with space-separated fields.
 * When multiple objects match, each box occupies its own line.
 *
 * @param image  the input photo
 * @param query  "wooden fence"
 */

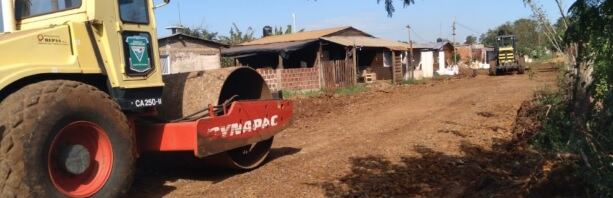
xmin=393 ymin=52 xmax=403 ymax=83
xmin=322 ymin=59 xmax=356 ymax=90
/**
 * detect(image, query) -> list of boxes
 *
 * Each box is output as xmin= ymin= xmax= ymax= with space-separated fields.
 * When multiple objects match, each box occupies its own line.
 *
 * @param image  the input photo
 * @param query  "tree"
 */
xmin=273 ymin=25 xmax=305 ymax=36
xmin=523 ymin=0 xmax=565 ymax=54
xmin=479 ymin=19 xmax=549 ymax=57
xmin=552 ymin=16 xmax=570 ymax=46
xmin=377 ymin=0 xmax=416 ymax=17
xmin=480 ymin=22 xmax=514 ymax=47
xmin=565 ymin=0 xmax=612 ymax=146
xmin=179 ymin=25 xmax=220 ymax=41
xmin=273 ymin=25 xmax=290 ymax=35
xmin=464 ymin=35 xmax=477 ymax=45
xmin=523 ymin=0 xmax=613 ymax=194
xmin=512 ymin=18 xmax=542 ymax=55
xmin=218 ymin=23 xmax=256 ymax=45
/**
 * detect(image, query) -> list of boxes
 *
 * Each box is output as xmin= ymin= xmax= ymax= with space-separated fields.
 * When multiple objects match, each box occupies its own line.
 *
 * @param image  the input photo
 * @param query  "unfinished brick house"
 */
xmin=222 ymin=27 xmax=410 ymax=91
xmin=158 ymin=33 xmax=228 ymax=75
xmin=455 ymin=44 xmax=488 ymax=63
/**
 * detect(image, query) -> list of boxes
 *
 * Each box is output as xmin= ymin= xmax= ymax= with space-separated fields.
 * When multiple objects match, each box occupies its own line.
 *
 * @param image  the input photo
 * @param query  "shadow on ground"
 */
xmin=317 ymin=140 xmax=584 ymax=198
xmin=128 ymin=147 xmax=301 ymax=197
xmin=316 ymin=91 xmax=583 ymax=197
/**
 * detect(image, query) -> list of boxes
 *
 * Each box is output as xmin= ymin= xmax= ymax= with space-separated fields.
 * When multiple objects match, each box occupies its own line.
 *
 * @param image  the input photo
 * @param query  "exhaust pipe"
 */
xmin=2 ymin=0 xmax=16 ymax=32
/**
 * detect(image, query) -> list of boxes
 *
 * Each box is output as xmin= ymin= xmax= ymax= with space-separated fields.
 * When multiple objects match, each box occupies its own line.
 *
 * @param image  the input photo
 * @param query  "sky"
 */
xmin=1 ymin=0 xmax=574 ymax=43
xmin=152 ymin=0 xmax=574 ymax=43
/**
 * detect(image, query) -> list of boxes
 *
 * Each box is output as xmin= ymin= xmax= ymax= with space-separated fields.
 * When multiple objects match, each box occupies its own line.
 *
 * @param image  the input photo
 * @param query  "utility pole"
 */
xmin=177 ymin=1 xmax=183 ymax=26
xmin=469 ymin=35 xmax=473 ymax=64
xmin=292 ymin=13 xmax=296 ymax=33
xmin=406 ymin=25 xmax=414 ymax=80
xmin=452 ymin=18 xmax=457 ymax=66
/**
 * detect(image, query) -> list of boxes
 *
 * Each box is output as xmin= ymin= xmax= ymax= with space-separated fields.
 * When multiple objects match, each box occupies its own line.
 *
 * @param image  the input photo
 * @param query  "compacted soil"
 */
xmin=129 ymin=66 xmax=558 ymax=197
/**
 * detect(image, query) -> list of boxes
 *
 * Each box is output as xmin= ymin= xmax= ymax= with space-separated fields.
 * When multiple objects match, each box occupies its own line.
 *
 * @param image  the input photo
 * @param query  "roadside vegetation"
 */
xmin=282 ymin=89 xmax=323 ymax=99
xmin=334 ymin=84 xmax=369 ymax=95
xmin=282 ymin=84 xmax=370 ymax=99
xmin=402 ymin=79 xmax=426 ymax=85
xmin=519 ymin=0 xmax=612 ymax=195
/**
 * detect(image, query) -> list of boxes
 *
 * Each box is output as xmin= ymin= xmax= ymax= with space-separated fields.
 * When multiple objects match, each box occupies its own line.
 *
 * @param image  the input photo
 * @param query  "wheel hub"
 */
xmin=58 ymin=144 xmax=91 ymax=175
xmin=48 ymin=121 xmax=114 ymax=198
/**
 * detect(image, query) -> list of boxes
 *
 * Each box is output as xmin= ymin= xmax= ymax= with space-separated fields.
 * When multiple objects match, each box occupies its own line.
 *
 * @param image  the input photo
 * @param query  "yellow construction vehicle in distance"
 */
xmin=489 ymin=35 xmax=526 ymax=75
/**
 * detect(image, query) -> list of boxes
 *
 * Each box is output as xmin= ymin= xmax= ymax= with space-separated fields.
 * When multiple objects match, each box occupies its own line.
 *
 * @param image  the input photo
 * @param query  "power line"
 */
xmin=455 ymin=21 xmax=481 ymax=35
xmin=411 ymin=29 xmax=426 ymax=42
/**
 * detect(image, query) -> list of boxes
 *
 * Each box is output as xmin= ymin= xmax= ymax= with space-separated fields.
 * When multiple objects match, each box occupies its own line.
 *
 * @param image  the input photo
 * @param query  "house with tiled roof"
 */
xmin=222 ymin=26 xmax=411 ymax=91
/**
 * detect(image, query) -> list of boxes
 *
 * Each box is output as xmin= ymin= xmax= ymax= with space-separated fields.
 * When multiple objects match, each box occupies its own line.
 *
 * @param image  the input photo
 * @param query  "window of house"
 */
xmin=119 ymin=0 xmax=149 ymax=24
xmin=383 ymin=51 xmax=392 ymax=68
xmin=15 ymin=0 xmax=82 ymax=19
xmin=160 ymin=55 xmax=171 ymax=75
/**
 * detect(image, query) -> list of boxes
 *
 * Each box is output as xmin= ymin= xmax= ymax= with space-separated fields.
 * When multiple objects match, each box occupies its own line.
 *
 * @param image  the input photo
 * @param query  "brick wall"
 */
xmin=257 ymin=67 xmax=321 ymax=91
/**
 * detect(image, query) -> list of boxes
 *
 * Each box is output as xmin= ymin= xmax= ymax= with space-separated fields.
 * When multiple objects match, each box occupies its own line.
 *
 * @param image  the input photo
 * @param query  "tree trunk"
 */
xmin=571 ymin=42 xmax=594 ymax=134
xmin=554 ymin=0 xmax=570 ymax=29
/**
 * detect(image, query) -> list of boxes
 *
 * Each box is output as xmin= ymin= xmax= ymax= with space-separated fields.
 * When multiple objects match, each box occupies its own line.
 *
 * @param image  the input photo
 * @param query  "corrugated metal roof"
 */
xmin=412 ymin=42 xmax=452 ymax=50
xmin=240 ymin=26 xmax=366 ymax=46
xmin=321 ymin=36 xmax=411 ymax=51
xmin=222 ymin=40 xmax=319 ymax=57
xmin=158 ymin=33 xmax=228 ymax=47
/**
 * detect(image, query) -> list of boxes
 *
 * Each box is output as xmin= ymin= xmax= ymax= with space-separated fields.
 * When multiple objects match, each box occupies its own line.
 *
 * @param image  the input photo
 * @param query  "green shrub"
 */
xmin=529 ymin=92 xmax=573 ymax=151
xmin=402 ymin=79 xmax=426 ymax=85
xmin=529 ymin=89 xmax=613 ymax=196
xmin=282 ymin=89 xmax=322 ymax=98
xmin=335 ymin=84 xmax=368 ymax=95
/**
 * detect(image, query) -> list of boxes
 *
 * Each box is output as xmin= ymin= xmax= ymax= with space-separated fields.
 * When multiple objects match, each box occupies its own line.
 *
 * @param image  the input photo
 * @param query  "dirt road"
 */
xmin=130 ymin=67 xmax=557 ymax=197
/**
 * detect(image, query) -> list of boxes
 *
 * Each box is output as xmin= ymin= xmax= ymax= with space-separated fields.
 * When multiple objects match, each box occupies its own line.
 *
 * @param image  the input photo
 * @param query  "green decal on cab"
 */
xmin=126 ymin=36 xmax=151 ymax=73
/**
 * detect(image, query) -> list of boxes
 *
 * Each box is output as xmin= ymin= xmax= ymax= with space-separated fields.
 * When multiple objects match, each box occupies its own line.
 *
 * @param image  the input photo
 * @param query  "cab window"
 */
xmin=0 ymin=3 xmax=4 ymax=32
xmin=15 ymin=0 xmax=82 ymax=19
xmin=119 ymin=0 xmax=149 ymax=24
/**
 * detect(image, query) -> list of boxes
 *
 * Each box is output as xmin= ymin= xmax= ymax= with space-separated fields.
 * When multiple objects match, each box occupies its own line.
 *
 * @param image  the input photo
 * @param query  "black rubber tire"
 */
xmin=517 ymin=57 xmax=526 ymax=74
xmin=489 ymin=67 xmax=498 ymax=76
xmin=488 ymin=61 xmax=497 ymax=76
xmin=0 ymin=80 xmax=135 ymax=198
xmin=518 ymin=65 xmax=526 ymax=74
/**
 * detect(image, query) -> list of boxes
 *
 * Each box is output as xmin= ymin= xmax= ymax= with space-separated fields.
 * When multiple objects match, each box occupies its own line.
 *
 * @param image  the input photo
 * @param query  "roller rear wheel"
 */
xmin=0 ymin=80 xmax=135 ymax=198
xmin=48 ymin=121 xmax=114 ymax=198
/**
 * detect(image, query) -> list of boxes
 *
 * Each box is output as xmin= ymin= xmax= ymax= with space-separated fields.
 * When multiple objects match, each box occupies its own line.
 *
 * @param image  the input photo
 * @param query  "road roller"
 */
xmin=489 ymin=35 xmax=526 ymax=75
xmin=0 ymin=0 xmax=292 ymax=197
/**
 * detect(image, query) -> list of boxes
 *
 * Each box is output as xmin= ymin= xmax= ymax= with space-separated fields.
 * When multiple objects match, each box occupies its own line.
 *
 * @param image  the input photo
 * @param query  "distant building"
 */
xmin=407 ymin=42 xmax=454 ymax=79
xmin=158 ymin=33 xmax=228 ymax=75
xmin=455 ymin=44 xmax=488 ymax=63
xmin=222 ymin=26 xmax=411 ymax=91
xmin=413 ymin=42 xmax=455 ymax=69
